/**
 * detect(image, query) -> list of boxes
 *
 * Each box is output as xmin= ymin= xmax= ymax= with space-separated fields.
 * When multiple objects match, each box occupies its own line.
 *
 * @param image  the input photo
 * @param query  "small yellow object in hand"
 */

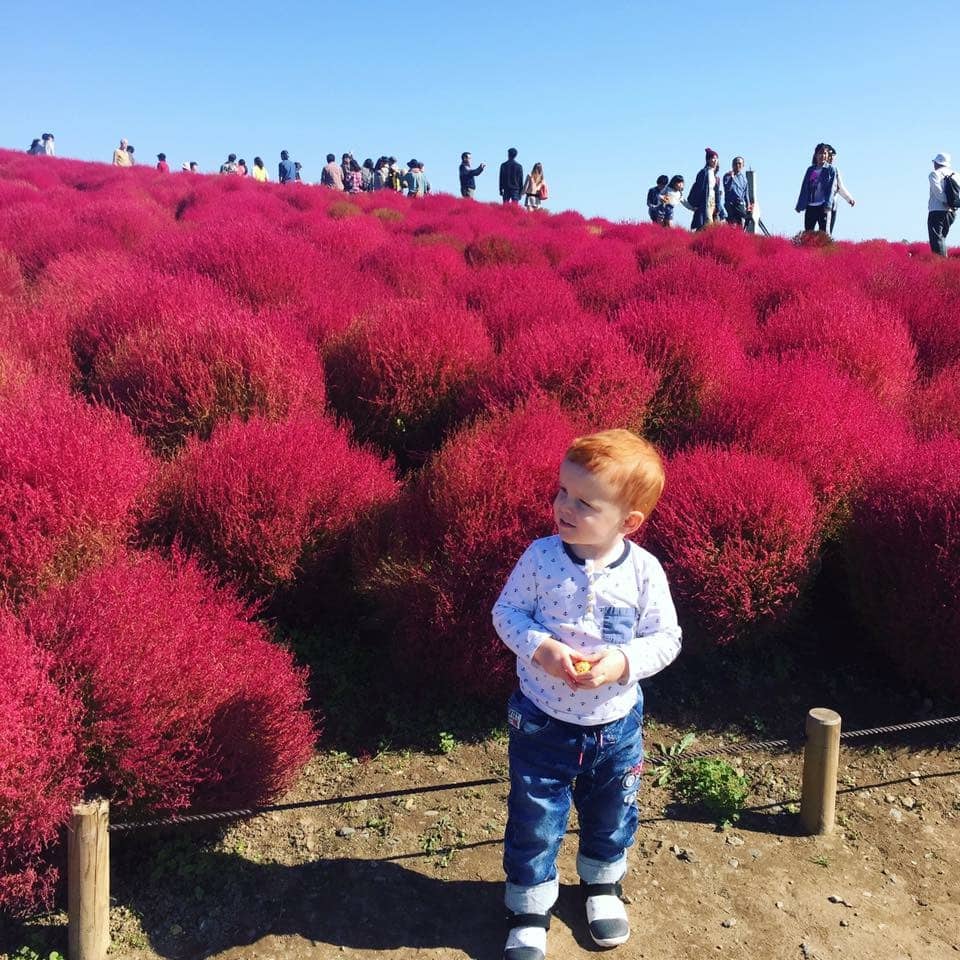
xmin=573 ymin=660 xmax=591 ymax=675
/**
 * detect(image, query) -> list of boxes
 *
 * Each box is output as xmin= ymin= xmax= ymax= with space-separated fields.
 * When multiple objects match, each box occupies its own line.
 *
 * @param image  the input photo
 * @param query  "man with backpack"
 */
xmin=929 ymin=152 xmax=958 ymax=257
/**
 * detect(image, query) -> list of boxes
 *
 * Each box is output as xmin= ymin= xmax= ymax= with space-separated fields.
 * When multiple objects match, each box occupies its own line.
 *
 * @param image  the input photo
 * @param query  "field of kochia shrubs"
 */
xmin=1 ymin=148 xmax=959 ymax=916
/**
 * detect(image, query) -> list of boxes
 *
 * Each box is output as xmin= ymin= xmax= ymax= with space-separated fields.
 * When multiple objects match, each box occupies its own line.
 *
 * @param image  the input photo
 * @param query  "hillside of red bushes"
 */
xmin=1 ymin=149 xmax=959 ymax=917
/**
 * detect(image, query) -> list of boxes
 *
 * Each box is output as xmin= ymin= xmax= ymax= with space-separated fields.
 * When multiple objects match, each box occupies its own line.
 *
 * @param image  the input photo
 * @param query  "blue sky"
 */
xmin=1 ymin=1 xmax=948 ymax=243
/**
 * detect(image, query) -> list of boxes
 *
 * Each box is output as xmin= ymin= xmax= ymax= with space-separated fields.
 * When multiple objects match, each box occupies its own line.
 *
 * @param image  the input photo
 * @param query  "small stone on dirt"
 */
xmin=722 ymin=918 xmax=736 ymax=928
xmin=726 ymin=835 xmax=745 ymax=846
xmin=775 ymin=901 xmax=785 ymax=910
xmin=901 ymin=796 xmax=916 ymax=809
xmin=336 ymin=826 xmax=356 ymax=837
xmin=889 ymin=808 xmax=903 ymax=823
xmin=728 ymin=858 xmax=740 ymax=868
xmin=679 ymin=848 xmax=699 ymax=863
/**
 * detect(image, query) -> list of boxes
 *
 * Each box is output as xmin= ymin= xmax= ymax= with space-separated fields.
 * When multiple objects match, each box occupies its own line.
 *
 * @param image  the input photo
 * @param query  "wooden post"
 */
xmin=800 ymin=708 xmax=842 ymax=835
xmin=68 ymin=799 xmax=110 ymax=960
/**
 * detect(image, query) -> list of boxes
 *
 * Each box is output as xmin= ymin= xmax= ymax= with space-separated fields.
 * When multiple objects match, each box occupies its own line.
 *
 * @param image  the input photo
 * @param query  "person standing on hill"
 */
xmin=321 ymin=154 xmax=344 ymax=190
xmin=361 ymin=158 xmax=376 ymax=191
xmin=278 ymin=150 xmax=296 ymax=184
xmin=459 ymin=151 xmax=486 ymax=198
xmin=722 ymin=157 xmax=754 ymax=231
xmin=403 ymin=159 xmax=427 ymax=197
xmin=251 ymin=157 xmax=268 ymax=182
xmin=500 ymin=147 xmax=524 ymax=205
xmin=28 ymin=138 xmax=45 ymax=155
xmin=928 ymin=151 xmax=957 ymax=257
xmin=824 ymin=145 xmax=855 ymax=235
xmin=795 ymin=143 xmax=837 ymax=233
xmin=687 ymin=148 xmax=725 ymax=230
xmin=125 ymin=144 xmax=136 ymax=165
xmin=42 ymin=133 xmax=55 ymax=156
xmin=646 ymin=175 xmax=669 ymax=222
xmin=113 ymin=138 xmax=132 ymax=166
xmin=156 ymin=153 xmax=170 ymax=173
xmin=220 ymin=153 xmax=239 ymax=175
xmin=523 ymin=162 xmax=546 ymax=210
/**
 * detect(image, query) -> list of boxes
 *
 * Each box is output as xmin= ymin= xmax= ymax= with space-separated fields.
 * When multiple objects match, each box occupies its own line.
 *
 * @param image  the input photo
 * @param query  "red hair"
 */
xmin=565 ymin=429 xmax=665 ymax=516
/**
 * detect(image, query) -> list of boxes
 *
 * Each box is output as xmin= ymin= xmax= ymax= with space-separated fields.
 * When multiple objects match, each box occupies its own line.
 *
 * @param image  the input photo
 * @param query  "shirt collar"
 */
xmin=562 ymin=539 xmax=631 ymax=569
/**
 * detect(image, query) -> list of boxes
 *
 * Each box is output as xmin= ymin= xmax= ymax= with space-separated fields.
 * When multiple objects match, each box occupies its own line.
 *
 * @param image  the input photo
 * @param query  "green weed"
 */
xmin=672 ymin=757 xmax=749 ymax=826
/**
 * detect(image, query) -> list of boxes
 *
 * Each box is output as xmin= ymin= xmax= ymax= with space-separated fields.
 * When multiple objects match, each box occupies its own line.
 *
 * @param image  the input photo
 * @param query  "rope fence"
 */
xmin=66 ymin=708 xmax=960 ymax=960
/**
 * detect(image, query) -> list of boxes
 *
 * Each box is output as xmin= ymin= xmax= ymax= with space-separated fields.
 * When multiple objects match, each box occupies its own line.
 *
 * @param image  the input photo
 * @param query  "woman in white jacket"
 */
xmin=826 ymin=144 xmax=855 ymax=235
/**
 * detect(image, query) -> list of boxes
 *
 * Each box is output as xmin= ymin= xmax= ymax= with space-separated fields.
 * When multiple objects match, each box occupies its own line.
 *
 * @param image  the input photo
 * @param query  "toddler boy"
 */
xmin=492 ymin=429 xmax=681 ymax=960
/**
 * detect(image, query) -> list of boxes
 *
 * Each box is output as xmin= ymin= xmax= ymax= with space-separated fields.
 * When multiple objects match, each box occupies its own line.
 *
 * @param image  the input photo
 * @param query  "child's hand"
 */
xmin=532 ymin=638 xmax=581 ymax=689
xmin=572 ymin=649 xmax=628 ymax=688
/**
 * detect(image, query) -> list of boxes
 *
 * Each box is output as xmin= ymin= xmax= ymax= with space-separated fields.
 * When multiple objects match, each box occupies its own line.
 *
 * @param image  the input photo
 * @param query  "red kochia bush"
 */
xmin=846 ymin=437 xmax=960 ymax=696
xmin=376 ymin=397 xmax=579 ymax=700
xmin=697 ymin=355 xmax=906 ymax=512
xmin=560 ymin=239 xmax=641 ymax=314
xmin=615 ymin=297 xmax=745 ymax=445
xmin=480 ymin=316 xmax=659 ymax=432
xmin=0 ymin=612 xmax=82 ymax=916
xmin=643 ymin=446 xmax=820 ymax=650
xmin=0 ymin=381 xmax=154 ymax=602
xmin=757 ymin=290 xmax=916 ymax=409
xmin=90 ymin=307 xmax=326 ymax=455
xmin=911 ymin=362 xmax=960 ymax=438
xmin=148 ymin=413 xmax=398 ymax=591
xmin=24 ymin=552 xmax=315 ymax=812
xmin=323 ymin=298 xmax=493 ymax=464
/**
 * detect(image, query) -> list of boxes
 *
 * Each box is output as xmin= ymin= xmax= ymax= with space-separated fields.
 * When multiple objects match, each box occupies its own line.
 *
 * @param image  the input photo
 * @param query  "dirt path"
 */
xmin=65 ymin=729 xmax=958 ymax=960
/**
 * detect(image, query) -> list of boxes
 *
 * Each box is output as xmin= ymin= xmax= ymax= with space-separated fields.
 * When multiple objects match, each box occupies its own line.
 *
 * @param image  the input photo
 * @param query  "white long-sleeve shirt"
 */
xmin=835 ymin=170 xmax=855 ymax=205
xmin=492 ymin=535 xmax=682 ymax=725
xmin=929 ymin=167 xmax=955 ymax=212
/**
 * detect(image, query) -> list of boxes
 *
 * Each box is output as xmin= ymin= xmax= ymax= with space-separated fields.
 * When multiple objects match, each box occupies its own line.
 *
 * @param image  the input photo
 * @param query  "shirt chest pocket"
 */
xmin=601 ymin=607 xmax=637 ymax=645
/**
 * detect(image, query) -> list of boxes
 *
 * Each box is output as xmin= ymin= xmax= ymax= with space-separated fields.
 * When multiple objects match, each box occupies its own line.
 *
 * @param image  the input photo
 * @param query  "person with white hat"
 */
xmin=929 ymin=152 xmax=957 ymax=257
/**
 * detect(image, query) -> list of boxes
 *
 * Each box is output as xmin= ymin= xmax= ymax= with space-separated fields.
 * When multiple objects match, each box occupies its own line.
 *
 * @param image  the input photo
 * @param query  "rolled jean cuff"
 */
xmin=578 ymin=851 xmax=627 ymax=885
xmin=505 ymin=875 xmax=559 ymax=915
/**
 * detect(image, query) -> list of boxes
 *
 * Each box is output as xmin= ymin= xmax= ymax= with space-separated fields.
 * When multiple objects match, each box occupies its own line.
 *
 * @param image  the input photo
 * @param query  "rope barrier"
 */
xmin=106 ymin=712 xmax=960 ymax=834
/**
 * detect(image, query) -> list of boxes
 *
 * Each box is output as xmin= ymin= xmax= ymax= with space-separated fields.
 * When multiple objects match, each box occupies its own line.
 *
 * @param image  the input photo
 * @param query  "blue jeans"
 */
xmin=503 ymin=690 xmax=644 ymax=914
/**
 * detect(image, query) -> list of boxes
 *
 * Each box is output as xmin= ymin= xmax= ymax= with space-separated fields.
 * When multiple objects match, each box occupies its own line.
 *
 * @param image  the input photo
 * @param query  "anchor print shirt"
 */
xmin=492 ymin=535 xmax=682 ymax=726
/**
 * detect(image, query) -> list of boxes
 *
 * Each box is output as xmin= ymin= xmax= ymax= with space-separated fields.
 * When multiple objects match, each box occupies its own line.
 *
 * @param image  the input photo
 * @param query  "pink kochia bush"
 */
xmin=643 ymin=447 xmax=820 ymax=651
xmin=0 ymin=612 xmax=82 ymax=916
xmin=89 ymin=307 xmax=326 ymax=455
xmin=845 ymin=437 xmax=960 ymax=694
xmin=374 ymin=398 xmax=579 ymax=699
xmin=323 ymin=298 xmax=493 ymax=463
xmin=0 ymin=380 xmax=154 ymax=602
xmin=147 ymin=413 xmax=398 ymax=591
xmin=697 ymin=355 xmax=904 ymax=511
xmin=480 ymin=316 xmax=659 ymax=432
xmin=24 ymin=551 xmax=315 ymax=813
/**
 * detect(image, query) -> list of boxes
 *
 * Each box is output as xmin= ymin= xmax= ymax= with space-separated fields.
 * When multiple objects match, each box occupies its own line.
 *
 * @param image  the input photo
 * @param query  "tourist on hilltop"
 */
xmin=646 ymin=175 xmax=669 ymax=222
xmin=238 ymin=158 xmax=248 ymax=176
xmin=125 ymin=144 xmax=136 ymax=165
xmin=361 ymin=158 xmax=376 ymax=191
xmin=278 ymin=150 xmax=296 ymax=184
xmin=113 ymin=139 xmax=132 ymax=166
xmin=344 ymin=157 xmax=364 ymax=194
xmin=686 ymin=148 xmax=725 ymax=230
xmin=722 ymin=156 xmax=754 ymax=232
xmin=795 ymin=143 xmax=838 ymax=233
xmin=42 ymin=133 xmax=55 ymax=156
xmin=220 ymin=153 xmax=239 ymax=175
xmin=492 ymin=429 xmax=681 ymax=960
xmin=28 ymin=138 xmax=45 ymax=156
xmin=500 ymin=147 xmax=524 ymax=205
xmin=373 ymin=157 xmax=390 ymax=190
xmin=156 ymin=153 xmax=170 ymax=173
xmin=459 ymin=151 xmax=486 ymax=198
xmin=403 ymin=159 xmax=427 ymax=197
xmin=341 ymin=153 xmax=355 ymax=186
xmin=823 ymin=145 xmax=855 ymax=235
xmin=523 ymin=162 xmax=547 ymax=210
xmin=386 ymin=157 xmax=403 ymax=191
xmin=189 ymin=161 xmax=200 ymax=173
xmin=294 ymin=161 xmax=303 ymax=182
xmin=320 ymin=153 xmax=344 ymax=190
xmin=655 ymin=175 xmax=686 ymax=227
xmin=252 ymin=157 xmax=268 ymax=182
xmin=928 ymin=151 xmax=957 ymax=257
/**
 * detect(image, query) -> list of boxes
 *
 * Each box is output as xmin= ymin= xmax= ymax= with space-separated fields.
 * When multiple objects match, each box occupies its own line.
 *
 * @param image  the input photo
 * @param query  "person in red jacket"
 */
xmin=156 ymin=153 xmax=170 ymax=173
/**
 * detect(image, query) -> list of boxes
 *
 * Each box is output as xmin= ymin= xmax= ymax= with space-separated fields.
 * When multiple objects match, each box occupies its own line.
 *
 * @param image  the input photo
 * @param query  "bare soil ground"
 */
xmin=9 ymin=723 xmax=960 ymax=960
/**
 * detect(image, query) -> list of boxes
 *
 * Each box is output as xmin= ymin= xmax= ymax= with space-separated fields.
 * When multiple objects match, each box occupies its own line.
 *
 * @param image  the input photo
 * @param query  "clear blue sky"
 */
xmin=1 ymin=1 xmax=948 ymax=242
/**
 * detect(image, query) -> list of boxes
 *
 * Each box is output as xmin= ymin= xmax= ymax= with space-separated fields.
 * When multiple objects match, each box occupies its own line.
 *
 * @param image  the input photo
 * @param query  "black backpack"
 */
xmin=944 ymin=173 xmax=960 ymax=210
